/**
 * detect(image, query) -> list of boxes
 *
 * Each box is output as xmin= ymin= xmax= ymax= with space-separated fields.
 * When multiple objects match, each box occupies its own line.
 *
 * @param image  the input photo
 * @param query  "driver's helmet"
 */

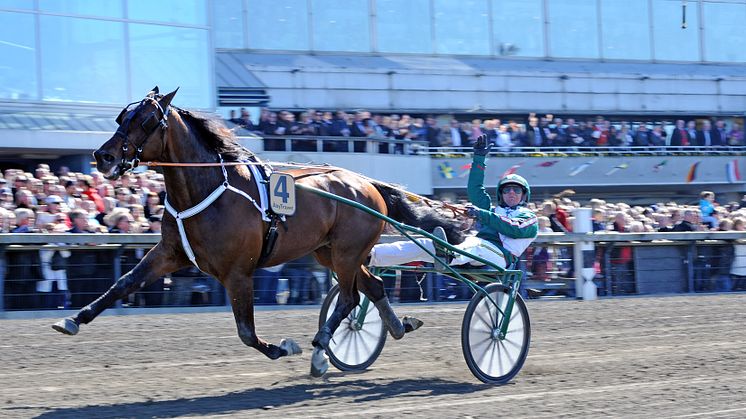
xmin=497 ymin=174 xmax=531 ymax=207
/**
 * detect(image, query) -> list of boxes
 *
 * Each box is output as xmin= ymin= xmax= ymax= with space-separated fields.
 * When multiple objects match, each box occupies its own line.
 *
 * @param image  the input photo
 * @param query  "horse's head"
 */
xmin=94 ymin=86 xmax=178 ymax=180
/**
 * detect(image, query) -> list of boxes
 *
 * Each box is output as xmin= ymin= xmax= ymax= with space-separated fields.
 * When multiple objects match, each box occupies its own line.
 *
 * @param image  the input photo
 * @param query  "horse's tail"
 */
xmin=371 ymin=181 xmax=465 ymax=245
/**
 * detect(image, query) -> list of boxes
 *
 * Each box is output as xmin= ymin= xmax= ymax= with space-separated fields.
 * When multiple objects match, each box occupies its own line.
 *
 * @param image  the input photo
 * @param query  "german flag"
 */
xmin=686 ymin=162 xmax=700 ymax=183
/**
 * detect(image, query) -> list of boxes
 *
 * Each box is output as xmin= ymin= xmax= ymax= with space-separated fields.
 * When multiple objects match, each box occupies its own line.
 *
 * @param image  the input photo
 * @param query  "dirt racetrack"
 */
xmin=1 ymin=293 xmax=745 ymax=418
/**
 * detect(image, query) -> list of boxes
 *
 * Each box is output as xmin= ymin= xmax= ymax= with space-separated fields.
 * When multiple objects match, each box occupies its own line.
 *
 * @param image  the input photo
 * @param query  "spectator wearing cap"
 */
xmin=12 ymin=174 xmax=29 ymax=197
xmin=36 ymin=195 xmax=70 ymax=230
xmin=0 ymin=187 xmax=13 ymax=209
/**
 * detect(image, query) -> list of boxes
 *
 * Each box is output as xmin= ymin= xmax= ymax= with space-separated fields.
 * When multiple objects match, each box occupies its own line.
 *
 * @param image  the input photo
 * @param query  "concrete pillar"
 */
xmin=573 ymin=207 xmax=597 ymax=300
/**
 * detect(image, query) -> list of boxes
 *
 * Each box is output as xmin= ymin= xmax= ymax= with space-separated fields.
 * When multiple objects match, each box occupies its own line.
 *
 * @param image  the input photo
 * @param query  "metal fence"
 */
xmin=0 ymin=232 xmax=744 ymax=312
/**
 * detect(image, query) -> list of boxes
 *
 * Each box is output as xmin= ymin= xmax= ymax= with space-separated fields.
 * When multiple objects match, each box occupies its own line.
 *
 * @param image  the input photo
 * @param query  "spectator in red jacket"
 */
xmin=80 ymin=177 xmax=104 ymax=213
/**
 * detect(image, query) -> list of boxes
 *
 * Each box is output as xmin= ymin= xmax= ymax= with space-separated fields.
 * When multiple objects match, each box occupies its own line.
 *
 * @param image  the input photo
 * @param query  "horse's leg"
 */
xmin=52 ymin=242 xmax=184 ymax=335
xmin=224 ymin=270 xmax=302 ymax=360
xmin=310 ymin=247 xmax=359 ymax=376
xmin=357 ymin=266 xmax=424 ymax=339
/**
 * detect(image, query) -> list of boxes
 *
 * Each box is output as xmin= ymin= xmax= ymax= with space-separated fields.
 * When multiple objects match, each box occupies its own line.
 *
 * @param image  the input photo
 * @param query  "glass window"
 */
xmin=0 ymin=12 xmax=36 ymax=100
xmin=39 ymin=16 xmax=127 ymax=104
xmin=433 ymin=0 xmax=489 ymax=55
xmin=601 ymin=0 xmax=651 ymax=60
xmin=129 ymin=24 xmax=211 ymax=109
xmin=0 ymin=1 xmax=33 ymax=9
xmin=547 ymin=0 xmax=599 ymax=59
xmin=652 ymin=0 xmax=699 ymax=61
xmin=246 ymin=0 xmax=309 ymax=50
xmin=703 ymin=1 xmax=746 ymax=62
xmin=128 ymin=0 xmax=206 ymax=26
xmin=311 ymin=0 xmax=369 ymax=52
xmin=492 ymin=0 xmax=543 ymax=57
xmin=376 ymin=0 xmax=431 ymax=53
xmin=39 ymin=0 xmax=124 ymax=18
xmin=212 ymin=0 xmax=245 ymax=48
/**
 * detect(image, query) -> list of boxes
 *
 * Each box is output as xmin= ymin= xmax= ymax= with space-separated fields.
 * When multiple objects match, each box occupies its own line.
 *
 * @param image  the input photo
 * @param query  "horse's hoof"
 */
xmin=52 ymin=318 xmax=79 ymax=336
xmin=310 ymin=347 xmax=329 ymax=377
xmin=279 ymin=338 xmax=302 ymax=356
xmin=403 ymin=316 xmax=423 ymax=333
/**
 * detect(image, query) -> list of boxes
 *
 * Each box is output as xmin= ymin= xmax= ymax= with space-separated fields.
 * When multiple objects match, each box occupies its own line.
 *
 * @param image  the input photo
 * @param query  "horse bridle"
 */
xmin=113 ymin=96 xmax=170 ymax=176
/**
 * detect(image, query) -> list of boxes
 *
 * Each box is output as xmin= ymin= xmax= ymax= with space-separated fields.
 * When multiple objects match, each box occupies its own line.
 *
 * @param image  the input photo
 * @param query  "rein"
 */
xmin=111 ymin=160 xmax=471 ymax=217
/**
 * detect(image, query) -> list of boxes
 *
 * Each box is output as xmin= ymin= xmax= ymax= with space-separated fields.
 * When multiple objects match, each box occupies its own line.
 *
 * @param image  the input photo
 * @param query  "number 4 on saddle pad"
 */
xmin=270 ymin=173 xmax=296 ymax=216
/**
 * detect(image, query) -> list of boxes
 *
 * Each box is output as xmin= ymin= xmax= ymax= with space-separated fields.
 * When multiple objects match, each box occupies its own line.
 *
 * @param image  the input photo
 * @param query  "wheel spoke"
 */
xmin=342 ymin=327 xmax=356 ymax=364
xmin=463 ymin=286 xmax=529 ymax=383
xmin=359 ymin=325 xmax=383 ymax=340
xmin=473 ymin=305 xmax=495 ymax=330
xmin=498 ymin=339 xmax=517 ymax=366
xmin=501 ymin=336 xmax=524 ymax=350
xmin=356 ymin=331 xmax=373 ymax=364
xmin=476 ymin=339 xmax=494 ymax=367
xmin=351 ymin=330 xmax=361 ymax=365
xmin=365 ymin=302 xmax=377 ymax=316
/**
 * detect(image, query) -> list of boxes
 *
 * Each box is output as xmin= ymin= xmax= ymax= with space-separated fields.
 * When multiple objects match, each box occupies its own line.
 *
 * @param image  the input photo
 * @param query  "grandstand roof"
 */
xmin=218 ymin=51 xmax=746 ymax=79
xmin=0 ymin=111 xmax=116 ymax=132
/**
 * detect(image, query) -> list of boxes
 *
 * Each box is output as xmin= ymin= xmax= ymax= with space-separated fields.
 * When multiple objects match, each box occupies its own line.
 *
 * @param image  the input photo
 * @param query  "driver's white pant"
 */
xmin=368 ymin=236 xmax=507 ymax=269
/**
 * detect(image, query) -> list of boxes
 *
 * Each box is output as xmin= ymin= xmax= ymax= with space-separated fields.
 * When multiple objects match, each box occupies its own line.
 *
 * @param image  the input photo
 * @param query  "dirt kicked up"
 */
xmin=1 ymin=294 xmax=745 ymax=418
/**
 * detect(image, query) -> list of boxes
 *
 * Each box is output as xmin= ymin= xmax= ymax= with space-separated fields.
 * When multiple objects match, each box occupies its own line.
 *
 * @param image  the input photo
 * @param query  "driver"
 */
xmin=368 ymin=134 xmax=538 ymax=270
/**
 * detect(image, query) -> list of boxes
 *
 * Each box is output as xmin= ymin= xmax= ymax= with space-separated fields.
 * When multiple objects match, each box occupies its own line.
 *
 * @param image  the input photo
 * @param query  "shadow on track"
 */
xmin=31 ymin=378 xmax=490 ymax=418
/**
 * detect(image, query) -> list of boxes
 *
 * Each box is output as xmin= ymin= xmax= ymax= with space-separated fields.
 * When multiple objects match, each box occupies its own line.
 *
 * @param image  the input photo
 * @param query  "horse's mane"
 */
xmin=175 ymin=108 xmax=253 ymax=161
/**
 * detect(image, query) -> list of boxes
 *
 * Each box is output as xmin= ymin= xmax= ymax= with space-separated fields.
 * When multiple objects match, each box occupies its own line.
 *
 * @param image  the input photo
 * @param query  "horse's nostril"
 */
xmin=102 ymin=153 xmax=115 ymax=163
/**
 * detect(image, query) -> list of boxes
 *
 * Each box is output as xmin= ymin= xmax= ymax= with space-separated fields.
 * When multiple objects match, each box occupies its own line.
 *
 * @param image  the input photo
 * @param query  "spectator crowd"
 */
xmin=227 ymin=107 xmax=746 ymax=153
xmin=0 ymin=161 xmax=744 ymax=310
xmin=519 ymin=189 xmax=746 ymax=296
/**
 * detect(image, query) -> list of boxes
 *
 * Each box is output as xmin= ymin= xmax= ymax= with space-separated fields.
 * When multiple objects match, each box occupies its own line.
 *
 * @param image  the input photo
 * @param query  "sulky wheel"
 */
xmin=319 ymin=284 xmax=387 ymax=371
xmin=461 ymin=283 xmax=531 ymax=384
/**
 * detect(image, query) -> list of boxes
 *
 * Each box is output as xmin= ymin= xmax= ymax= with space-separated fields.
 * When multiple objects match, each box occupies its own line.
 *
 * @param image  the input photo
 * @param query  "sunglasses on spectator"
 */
xmin=501 ymin=185 xmax=523 ymax=194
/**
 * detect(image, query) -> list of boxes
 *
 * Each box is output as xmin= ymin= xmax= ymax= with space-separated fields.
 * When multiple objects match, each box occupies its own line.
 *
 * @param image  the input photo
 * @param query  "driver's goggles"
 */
xmin=501 ymin=185 xmax=523 ymax=194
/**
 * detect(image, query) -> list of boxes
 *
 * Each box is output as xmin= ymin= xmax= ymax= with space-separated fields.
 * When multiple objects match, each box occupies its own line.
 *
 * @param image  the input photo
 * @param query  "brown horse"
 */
xmin=52 ymin=87 xmax=463 ymax=376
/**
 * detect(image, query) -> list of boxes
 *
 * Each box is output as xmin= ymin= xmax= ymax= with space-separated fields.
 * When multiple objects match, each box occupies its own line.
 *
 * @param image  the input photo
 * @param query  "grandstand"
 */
xmin=0 ymin=1 xmax=744 ymax=312
xmin=0 ymin=1 xmax=744 ymax=203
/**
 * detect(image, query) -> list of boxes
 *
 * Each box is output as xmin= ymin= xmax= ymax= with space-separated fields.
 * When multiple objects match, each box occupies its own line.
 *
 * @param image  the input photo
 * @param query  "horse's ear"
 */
xmin=158 ymin=87 xmax=179 ymax=109
xmin=147 ymin=86 xmax=159 ymax=97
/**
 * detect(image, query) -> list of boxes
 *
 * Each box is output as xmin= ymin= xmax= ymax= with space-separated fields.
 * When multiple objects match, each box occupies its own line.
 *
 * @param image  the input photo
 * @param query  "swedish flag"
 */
xmin=439 ymin=162 xmax=454 ymax=179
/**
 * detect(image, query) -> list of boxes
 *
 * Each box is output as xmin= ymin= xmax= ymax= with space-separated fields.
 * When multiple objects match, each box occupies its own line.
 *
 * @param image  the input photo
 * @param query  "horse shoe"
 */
xmin=403 ymin=316 xmax=424 ymax=333
xmin=51 ymin=318 xmax=79 ymax=336
xmin=310 ymin=347 xmax=329 ymax=377
xmin=279 ymin=338 xmax=302 ymax=356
